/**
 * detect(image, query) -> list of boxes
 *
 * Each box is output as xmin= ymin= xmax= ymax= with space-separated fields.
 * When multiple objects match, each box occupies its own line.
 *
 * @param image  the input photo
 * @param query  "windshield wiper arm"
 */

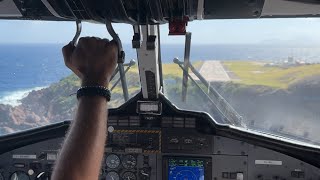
xmin=174 ymin=32 xmax=244 ymax=127
xmin=174 ymin=58 xmax=244 ymax=127
xmin=181 ymin=32 xmax=192 ymax=102
xmin=110 ymin=59 xmax=136 ymax=91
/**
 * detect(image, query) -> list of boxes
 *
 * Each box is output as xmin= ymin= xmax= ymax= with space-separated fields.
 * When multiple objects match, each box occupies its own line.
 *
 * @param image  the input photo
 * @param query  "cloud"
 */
xmin=304 ymin=18 xmax=320 ymax=21
xmin=30 ymin=21 xmax=49 ymax=25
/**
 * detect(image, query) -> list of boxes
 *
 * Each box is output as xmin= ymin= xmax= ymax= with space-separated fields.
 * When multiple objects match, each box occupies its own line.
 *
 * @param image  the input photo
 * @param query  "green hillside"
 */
xmin=51 ymin=61 xmax=196 ymax=109
xmin=223 ymin=61 xmax=320 ymax=89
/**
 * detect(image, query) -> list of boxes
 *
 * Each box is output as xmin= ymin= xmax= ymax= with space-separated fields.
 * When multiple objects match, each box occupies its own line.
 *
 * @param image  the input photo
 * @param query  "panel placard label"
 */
xmin=255 ymin=160 xmax=282 ymax=165
xmin=47 ymin=153 xmax=58 ymax=161
xmin=12 ymin=154 xmax=37 ymax=159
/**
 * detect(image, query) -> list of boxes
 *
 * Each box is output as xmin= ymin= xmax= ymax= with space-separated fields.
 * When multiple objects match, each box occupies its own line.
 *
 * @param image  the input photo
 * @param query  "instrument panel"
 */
xmin=163 ymin=157 xmax=212 ymax=180
xmin=0 ymin=95 xmax=320 ymax=180
xmin=0 ymin=122 xmax=320 ymax=180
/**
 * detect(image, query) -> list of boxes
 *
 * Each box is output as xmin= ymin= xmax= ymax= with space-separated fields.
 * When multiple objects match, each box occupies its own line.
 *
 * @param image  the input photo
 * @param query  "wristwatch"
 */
xmin=76 ymin=86 xmax=111 ymax=101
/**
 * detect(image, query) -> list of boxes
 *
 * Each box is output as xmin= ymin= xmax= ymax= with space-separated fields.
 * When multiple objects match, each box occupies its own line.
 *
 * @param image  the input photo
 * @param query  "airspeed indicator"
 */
xmin=122 ymin=171 xmax=136 ymax=180
xmin=122 ymin=155 xmax=136 ymax=169
xmin=106 ymin=171 xmax=119 ymax=180
xmin=106 ymin=154 xmax=120 ymax=169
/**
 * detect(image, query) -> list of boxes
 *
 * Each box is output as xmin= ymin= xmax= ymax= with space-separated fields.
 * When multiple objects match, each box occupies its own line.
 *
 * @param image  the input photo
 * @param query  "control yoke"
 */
xmin=106 ymin=21 xmax=125 ymax=64
xmin=106 ymin=21 xmax=129 ymax=101
xmin=70 ymin=20 xmax=130 ymax=102
xmin=71 ymin=20 xmax=82 ymax=46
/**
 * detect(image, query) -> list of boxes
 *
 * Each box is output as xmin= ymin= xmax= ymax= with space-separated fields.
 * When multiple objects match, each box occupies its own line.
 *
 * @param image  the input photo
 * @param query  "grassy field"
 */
xmin=223 ymin=61 xmax=320 ymax=89
xmin=127 ymin=60 xmax=204 ymax=78
xmin=162 ymin=60 xmax=204 ymax=77
xmin=109 ymin=60 xmax=204 ymax=95
xmin=68 ymin=60 xmax=318 ymax=90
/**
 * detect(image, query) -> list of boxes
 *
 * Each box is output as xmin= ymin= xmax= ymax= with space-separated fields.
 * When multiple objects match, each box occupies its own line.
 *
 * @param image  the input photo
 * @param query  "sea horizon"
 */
xmin=1 ymin=43 xmax=320 ymax=106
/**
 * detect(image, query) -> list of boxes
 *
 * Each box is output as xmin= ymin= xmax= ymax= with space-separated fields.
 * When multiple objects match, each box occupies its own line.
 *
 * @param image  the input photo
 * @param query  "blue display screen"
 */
xmin=168 ymin=158 xmax=205 ymax=180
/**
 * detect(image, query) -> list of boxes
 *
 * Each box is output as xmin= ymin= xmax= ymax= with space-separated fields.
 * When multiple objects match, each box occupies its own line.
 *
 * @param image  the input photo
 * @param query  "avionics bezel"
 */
xmin=136 ymin=100 xmax=162 ymax=115
xmin=162 ymin=156 xmax=212 ymax=180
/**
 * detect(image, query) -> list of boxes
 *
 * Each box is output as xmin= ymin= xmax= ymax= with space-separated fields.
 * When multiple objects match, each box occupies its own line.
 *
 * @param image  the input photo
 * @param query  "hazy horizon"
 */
xmin=1 ymin=18 xmax=320 ymax=45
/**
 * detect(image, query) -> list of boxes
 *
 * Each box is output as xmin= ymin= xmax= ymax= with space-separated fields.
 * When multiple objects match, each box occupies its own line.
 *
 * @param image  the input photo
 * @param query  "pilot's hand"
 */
xmin=62 ymin=37 xmax=118 ymax=87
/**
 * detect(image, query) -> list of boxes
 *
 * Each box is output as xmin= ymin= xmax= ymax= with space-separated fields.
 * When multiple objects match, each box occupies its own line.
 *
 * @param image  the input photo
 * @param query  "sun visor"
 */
xmin=203 ymin=0 xmax=265 ymax=19
xmin=0 ymin=0 xmax=22 ymax=17
xmin=3 ymin=0 xmax=320 ymax=23
xmin=261 ymin=0 xmax=320 ymax=17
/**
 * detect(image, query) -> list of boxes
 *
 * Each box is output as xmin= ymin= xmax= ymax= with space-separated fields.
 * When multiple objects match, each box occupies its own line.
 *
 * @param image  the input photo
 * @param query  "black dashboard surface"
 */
xmin=0 ymin=93 xmax=320 ymax=179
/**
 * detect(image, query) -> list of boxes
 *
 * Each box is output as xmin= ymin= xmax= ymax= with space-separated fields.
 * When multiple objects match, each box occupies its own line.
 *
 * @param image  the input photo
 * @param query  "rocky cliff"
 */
xmin=1 ymin=72 xmax=320 ymax=145
xmin=0 ymin=72 xmax=140 ymax=135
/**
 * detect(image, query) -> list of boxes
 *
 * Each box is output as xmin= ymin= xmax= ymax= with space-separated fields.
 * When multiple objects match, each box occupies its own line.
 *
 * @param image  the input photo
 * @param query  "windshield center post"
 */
xmin=135 ymin=24 xmax=161 ymax=100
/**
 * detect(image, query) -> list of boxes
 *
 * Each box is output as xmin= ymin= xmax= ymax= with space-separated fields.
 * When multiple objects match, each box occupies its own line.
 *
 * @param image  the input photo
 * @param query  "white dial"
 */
xmin=106 ymin=171 xmax=119 ymax=180
xmin=106 ymin=154 xmax=120 ymax=169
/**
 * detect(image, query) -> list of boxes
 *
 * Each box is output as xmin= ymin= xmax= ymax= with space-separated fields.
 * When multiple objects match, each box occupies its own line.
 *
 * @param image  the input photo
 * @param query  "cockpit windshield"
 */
xmin=162 ymin=18 xmax=320 ymax=146
xmin=1 ymin=18 xmax=320 ymax=146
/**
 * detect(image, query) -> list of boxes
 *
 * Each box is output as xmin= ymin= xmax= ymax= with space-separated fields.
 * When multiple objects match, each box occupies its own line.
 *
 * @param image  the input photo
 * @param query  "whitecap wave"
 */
xmin=0 ymin=86 xmax=47 ymax=107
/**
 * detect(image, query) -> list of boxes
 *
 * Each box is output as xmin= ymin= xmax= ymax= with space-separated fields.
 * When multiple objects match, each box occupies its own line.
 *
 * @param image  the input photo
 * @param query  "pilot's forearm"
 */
xmin=52 ymin=96 xmax=107 ymax=180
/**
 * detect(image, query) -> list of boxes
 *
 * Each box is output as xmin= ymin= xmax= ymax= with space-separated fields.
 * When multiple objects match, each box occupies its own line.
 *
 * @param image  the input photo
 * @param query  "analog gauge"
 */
xmin=10 ymin=171 xmax=30 ymax=180
xmin=105 ymin=171 xmax=119 ymax=180
xmin=106 ymin=154 xmax=120 ymax=169
xmin=36 ymin=172 xmax=50 ymax=180
xmin=122 ymin=155 xmax=136 ymax=169
xmin=122 ymin=171 xmax=136 ymax=180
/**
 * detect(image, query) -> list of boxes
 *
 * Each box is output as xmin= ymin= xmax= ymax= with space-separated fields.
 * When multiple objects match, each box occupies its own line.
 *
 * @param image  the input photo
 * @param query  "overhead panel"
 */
xmin=261 ymin=0 xmax=320 ymax=17
xmin=3 ymin=0 xmax=320 ymax=22
xmin=203 ymin=0 xmax=265 ymax=19
xmin=0 ymin=0 xmax=22 ymax=17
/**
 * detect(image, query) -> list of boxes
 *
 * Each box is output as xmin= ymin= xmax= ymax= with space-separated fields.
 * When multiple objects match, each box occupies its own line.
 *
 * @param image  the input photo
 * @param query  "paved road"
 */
xmin=191 ymin=60 xmax=230 ymax=82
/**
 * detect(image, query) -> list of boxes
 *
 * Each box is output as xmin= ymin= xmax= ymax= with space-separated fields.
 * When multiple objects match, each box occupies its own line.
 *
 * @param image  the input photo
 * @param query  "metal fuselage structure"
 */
xmin=1 ymin=1 xmax=320 ymax=180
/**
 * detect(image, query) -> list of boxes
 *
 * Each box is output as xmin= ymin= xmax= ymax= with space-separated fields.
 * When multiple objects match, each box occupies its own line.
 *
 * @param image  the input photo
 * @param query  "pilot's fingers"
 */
xmin=107 ymin=40 xmax=119 ymax=55
xmin=62 ymin=42 xmax=74 ymax=68
xmin=71 ymin=68 xmax=83 ymax=79
xmin=62 ymin=43 xmax=83 ymax=78
xmin=102 ymin=38 xmax=110 ymax=43
xmin=78 ymin=37 xmax=90 ymax=44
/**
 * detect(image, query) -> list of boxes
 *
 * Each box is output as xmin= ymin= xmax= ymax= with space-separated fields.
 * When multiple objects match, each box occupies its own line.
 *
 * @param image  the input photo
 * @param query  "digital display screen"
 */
xmin=168 ymin=158 xmax=205 ymax=180
xmin=140 ymin=103 xmax=159 ymax=112
xmin=137 ymin=101 xmax=162 ymax=115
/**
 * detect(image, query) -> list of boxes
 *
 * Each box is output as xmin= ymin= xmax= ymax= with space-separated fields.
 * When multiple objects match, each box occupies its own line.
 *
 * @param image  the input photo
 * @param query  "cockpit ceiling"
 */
xmin=262 ymin=0 xmax=320 ymax=17
xmin=1 ymin=0 xmax=320 ymax=23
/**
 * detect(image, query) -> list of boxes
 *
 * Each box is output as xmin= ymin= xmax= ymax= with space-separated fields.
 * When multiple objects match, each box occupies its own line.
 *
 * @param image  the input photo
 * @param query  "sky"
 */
xmin=0 ymin=18 xmax=320 ymax=45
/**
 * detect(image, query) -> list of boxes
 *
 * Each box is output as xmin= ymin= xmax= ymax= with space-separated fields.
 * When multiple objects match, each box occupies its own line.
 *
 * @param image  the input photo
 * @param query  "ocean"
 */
xmin=1 ymin=43 xmax=320 ymax=106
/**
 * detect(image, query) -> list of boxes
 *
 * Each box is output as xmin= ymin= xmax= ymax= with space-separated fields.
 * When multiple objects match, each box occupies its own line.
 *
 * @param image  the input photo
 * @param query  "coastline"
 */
xmin=0 ymin=86 xmax=48 ymax=107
